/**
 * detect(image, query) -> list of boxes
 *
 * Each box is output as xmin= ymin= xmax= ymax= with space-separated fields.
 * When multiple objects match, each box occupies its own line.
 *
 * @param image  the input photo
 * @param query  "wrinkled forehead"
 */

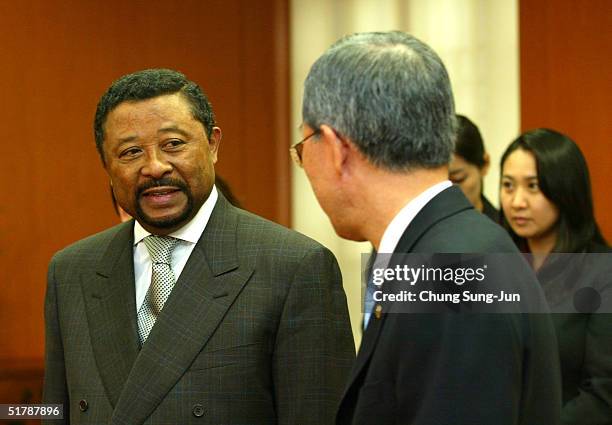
xmin=103 ymin=94 xmax=202 ymax=140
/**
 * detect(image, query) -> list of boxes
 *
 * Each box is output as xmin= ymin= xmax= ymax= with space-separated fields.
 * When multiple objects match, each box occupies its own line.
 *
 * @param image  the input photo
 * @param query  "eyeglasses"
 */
xmin=290 ymin=129 xmax=320 ymax=168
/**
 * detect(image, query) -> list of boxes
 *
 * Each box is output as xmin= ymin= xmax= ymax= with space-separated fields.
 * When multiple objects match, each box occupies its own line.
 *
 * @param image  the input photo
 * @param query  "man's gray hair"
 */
xmin=303 ymin=31 xmax=456 ymax=171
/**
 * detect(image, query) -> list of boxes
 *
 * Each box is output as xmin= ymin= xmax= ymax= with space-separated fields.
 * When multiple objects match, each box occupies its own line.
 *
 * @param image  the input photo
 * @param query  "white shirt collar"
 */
xmin=134 ymin=185 xmax=219 ymax=245
xmin=377 ymin=180 xmax=452 ymax=254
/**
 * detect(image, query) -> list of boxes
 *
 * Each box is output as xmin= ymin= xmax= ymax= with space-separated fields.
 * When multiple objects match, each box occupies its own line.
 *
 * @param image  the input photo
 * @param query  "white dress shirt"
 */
xmin=377 ymin=180 xmax=452 ymax=254
xmin=133 ymin=186 xmax=218 ymax=312
xmin=364 ymin=180 xmax=452 ymax=328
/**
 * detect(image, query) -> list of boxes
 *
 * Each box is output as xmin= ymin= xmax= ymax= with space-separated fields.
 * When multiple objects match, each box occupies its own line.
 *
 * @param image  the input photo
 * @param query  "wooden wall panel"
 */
xmin=520 ymin=0 xmax=612 ymax=239
xmin=0 ymin=0 xmax=290 ymax=396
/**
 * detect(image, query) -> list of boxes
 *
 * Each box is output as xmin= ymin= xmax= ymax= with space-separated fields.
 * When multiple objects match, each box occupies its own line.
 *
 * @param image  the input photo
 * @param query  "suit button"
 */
xmin=192 ymin=404 xmax=205 ymax=417
xmin=79 ymin=399 xmax=88 ymax=412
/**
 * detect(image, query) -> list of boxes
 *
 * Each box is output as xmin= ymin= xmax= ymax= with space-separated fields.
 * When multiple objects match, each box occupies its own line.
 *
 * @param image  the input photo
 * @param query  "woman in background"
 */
xmin=449 ymin=115 xmax=498 ymax=222
xmin=500 ymin=128 xmax=611 ymax=424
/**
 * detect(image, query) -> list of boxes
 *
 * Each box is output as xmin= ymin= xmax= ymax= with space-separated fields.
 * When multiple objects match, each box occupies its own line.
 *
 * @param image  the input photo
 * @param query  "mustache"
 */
xmin=136 ymin=178 xmax=189 ymax=198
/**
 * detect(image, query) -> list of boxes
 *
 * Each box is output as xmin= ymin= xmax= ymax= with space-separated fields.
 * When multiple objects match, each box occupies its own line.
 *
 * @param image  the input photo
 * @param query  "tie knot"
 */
xmin=143 ymin=235 xmax=179 ymax=264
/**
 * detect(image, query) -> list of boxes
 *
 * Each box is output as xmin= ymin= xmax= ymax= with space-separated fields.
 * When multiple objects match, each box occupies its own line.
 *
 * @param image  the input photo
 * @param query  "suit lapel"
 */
xmin=82 ymin=221 xmax=139 ymax=407
xmin=346 ymin=310 xmax=387 ymax=387
xmin=112 ymin=196 xmax=254 ymax=425
xmin=339 ymin=187 xmax=473 ymax=409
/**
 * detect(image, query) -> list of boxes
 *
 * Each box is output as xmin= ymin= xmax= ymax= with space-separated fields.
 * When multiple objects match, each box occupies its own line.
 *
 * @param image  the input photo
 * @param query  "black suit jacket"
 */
xmin=337 ymin=186 xmax=562 ymax=425
xmin=536 ymin=248 xmax=612 ymax=424
xmin=43 ymin=195 xmax=355 ymax=424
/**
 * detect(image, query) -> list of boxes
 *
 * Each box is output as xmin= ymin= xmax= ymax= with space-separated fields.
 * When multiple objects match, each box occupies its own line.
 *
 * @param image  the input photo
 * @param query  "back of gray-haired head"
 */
xmin=303 ymin=31 xmax=456 ymax=171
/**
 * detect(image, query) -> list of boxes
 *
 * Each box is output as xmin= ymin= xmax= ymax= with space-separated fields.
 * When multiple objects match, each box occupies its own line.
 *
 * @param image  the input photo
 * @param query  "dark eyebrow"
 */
xmin=118 ymin=135 xmax=138 ymax=144
xmin=115 ymin=127 xmax=190 ymax=146
xmin=158 ymin=126 xmax=190 ymax=137
xmin=501 ymin=175 xmax=538 ymax=181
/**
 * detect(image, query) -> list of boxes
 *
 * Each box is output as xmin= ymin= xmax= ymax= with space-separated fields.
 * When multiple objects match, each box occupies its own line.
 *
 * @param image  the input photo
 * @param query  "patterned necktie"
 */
xmin=137 ymin=235 xmax=179 ymax=345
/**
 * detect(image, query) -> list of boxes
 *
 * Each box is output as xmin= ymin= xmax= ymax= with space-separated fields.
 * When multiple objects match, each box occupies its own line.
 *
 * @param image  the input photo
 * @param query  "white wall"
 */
xmin=290 ymin=0 xmax=520 ymax=347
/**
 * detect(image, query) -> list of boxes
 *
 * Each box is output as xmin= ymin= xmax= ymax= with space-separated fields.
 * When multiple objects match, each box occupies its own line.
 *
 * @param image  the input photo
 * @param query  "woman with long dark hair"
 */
xmin=500 ymin=128 xmax=611 ymax=424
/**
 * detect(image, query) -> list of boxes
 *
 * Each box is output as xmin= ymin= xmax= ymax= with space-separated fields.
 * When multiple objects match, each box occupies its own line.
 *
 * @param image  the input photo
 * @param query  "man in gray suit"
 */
xmin=294 ymin=31 xmax=561 ymax=424
xmin=43 ymin=69 xmax=354 ymax=424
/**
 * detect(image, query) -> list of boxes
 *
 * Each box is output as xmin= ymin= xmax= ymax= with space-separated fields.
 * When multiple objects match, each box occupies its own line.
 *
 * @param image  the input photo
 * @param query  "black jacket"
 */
xmin=537 ymin=246 xmax=612 ymax=425
xmin=337 ymin=186 xmax=562 ymax=425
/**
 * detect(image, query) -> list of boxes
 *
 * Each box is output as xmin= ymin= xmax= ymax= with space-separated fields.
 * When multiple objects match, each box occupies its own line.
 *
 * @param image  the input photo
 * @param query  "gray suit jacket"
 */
xmin=43 ymin=195 xmax=355 ymax=424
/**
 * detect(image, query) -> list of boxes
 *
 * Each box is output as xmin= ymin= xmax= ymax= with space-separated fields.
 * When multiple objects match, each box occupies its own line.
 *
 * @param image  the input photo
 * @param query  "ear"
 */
xmin=320 ymin=124 xmax=350 ymax=175
xmin=208 ymin=127 xmax=222 ymax=163
xmin=481 ymin=152 xmax=491 ymax=176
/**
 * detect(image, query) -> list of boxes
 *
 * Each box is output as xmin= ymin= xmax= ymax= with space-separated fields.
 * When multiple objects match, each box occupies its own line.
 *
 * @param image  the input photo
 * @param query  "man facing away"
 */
xmin=43 ymin=69 xmax=354 ymax=424
xmin=295 ymin=31 xmax=561 ymax=425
